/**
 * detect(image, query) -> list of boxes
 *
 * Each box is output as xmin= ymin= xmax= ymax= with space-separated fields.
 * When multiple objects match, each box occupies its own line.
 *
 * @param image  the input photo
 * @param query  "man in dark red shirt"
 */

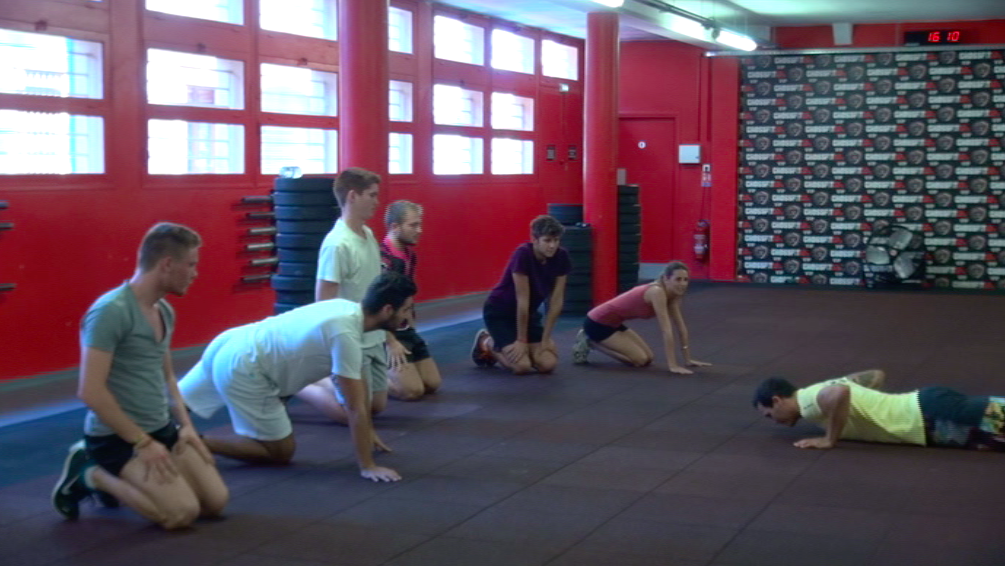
xmin=381 ymin=200 xmax=441 ymax=400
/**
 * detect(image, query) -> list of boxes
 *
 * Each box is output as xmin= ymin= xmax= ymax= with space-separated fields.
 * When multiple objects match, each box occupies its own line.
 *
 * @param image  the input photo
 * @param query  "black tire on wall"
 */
xmin=275 ymin=220 xmax=334 ymax=234
xmin=276 ymin=233 xmax=326 ymax=249
xmin=277 ymin=248 xmax=320 ymax=262
xmin=548 ymin=204 xmax=584 ymax=226
xmin=274 ymin=205 xmax=339 ymax=221
xmin=274 ymin=302 xmax=303 ymax=315
xmin=272 ymin=191 xmax=338 ymax=207
xmin=271 ymin=274 xmax=315 ymax=292
xmin=275 ymin=290 xmax=315 ymax=304
xmin=277 ymin=262 xmax=317 ymax=278
xmin=273 ymin=177 xmax=335 ymax=192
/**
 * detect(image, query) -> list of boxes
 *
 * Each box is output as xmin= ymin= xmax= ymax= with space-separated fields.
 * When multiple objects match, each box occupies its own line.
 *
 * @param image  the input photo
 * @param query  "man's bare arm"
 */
xmin=842 ymin=369 xmax=885 ymax=390
xmin=315 ymin=280 xmax=340 ymax=302
xmin=794 ymin=384 xmax=851 ymax=449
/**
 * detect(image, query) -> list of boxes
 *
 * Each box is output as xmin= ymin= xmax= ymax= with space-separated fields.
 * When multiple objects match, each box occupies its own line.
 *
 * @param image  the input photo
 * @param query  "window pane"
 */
xmin=0 ymin=29 xmax=103 ymax=99
xmin=146 ymin=0 xmax=243 ymax=25
xmin=389 ymin=80 xmax=413 ymax=122
xmin=260 ymin=0 xmax=336 ymax=40
xmin=491 ymin=29 xmax=534 ymax=74
xmin=261 ymin=64 xmax=337 ymax=116
xmin=491 ymin=92 xmax=534 ymax=131
xmin=542 ymin=40 xmax=578 ymax=80
xmin=433 ymin=84 xmax=483 ymax=127
xmin=147 ymin=49 xmax=244 ymax=109
xmin=148 ymin=120 xmax=244 ymax=174
xmin=389 ymin=7 xmax=413 ymax=53
xmin=261 ymin=126 xmax=337 ymax=175
xmin=433 ymin=134 xmax=483 ymax=174
xmin=433 ymin=15 xmax=484 ymax=65
xmin=389 ymin=133 xmax=413 ymax=174
xmin=0 ymin=111 xmax=103 ymax=174
xmin=492 ymin=138 xmax=533 ymax=174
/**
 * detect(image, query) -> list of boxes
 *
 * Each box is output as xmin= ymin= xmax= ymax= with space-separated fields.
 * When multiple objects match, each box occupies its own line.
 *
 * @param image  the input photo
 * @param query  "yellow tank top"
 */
xmin=796 ymin=378 xmax=926 ymax=446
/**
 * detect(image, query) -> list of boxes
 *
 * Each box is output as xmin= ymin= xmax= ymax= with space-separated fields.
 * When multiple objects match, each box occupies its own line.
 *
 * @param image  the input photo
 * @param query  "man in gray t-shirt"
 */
xmin=52 ymin=223 xmax=227 ymax=530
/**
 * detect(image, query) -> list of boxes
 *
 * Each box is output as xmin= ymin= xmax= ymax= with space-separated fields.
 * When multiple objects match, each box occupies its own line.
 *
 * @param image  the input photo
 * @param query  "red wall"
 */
xmin=618 ymin=41 xmax=739 ymax=281
xmin=0 ymin=0 xmax=583 ymax=380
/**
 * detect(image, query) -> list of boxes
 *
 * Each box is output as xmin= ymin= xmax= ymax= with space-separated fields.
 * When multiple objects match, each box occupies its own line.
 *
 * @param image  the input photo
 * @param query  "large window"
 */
xmin=433 ymin=134 xmax=483 ymax=175
xmin=147 ymin=49 xmax=245 ymax=109
xmin=389 ymin=80 xmax=413 ymax=122
xmin=491 ymin=138 xmax=533 ymax=174
xmin=388 ymin=7 xmax=413 ymax=53
xmin=0 ymin=29 xmax=103 ymax=99
xmin=146 ymin=0 xmax=243 ymax=25
xmin=389 ymin=133 xmax=413 ymax=174
xmin=433 ymin=84 xmax=483 ymax=127
xmin=261 ymin=126 xmax=337 ymax=175
xmin=491 ymin=29 xmax=534 ymax=74
xmin=261 ymin=63 xmax=337 ymax=116
xmin=542 ymin=39 xmax=578 ymax=80
xmin=0 ymin=111 xmax=104 ymax=174
xmin=433 ymin=15 xmax=484 ymax=65
xmin=260 ymin=0 xmax=337 ymax=40
xmin=492 ymin=93 xmax=534 ymax=131
xmin=148 ymin=120 xmax=244 ymax=174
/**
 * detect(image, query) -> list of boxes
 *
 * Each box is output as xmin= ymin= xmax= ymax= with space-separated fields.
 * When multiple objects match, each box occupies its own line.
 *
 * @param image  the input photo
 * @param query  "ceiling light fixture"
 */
xmin=589 ymin=0 xmax=625 ymax=7
xmin=714 ymin=28 xmax=757 ymax=51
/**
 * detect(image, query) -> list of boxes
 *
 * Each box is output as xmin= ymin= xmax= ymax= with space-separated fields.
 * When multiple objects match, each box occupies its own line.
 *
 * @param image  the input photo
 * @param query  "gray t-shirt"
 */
xmin=82 ymin=282 xmax=174 ymax=437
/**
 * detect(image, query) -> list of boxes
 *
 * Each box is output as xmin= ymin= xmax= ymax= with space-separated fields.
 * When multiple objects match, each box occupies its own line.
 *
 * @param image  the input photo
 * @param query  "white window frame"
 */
xmin=261 ymin=63 xmax=337 ymax=116
xmin=388 ymin=7 xmax=413 ymax=53
xmin=491 ymin=92 xmax=534 ymax=131
xmin=542 ymin=39 xmax=579 ymax=80
xmin=389 ymin=132 xmax=413 ymax=174
xmin=491 ymin=138 xmax=534 ymax=175
xmin=433 ymin=84 xmax=483 ymax=127
xmin=261 ymin=125 xmax=338 ymax=175
xmin=146 ymin=0 xmax=243 ymax=25
xmin=433 ymin=134 xmax=483 ymax=175
xmin=147 ymin=49 xmax=245 ymax=110
xmin=148 ymin=119 xmax=245 ymax=174
xmin=260 ymin=0 xmax=337 ymax=40
xmin=0 ymin=29 xmax=103 ymax=99
xmin=389 ymin=80 xmax=414 ymax=122
xmin=0 ymin=111 xmax=104 ymax=174
xmin=491 ymin=29 xmax=535 ymax=75
xmin=433 ymin=15 xmax=485 ymax=66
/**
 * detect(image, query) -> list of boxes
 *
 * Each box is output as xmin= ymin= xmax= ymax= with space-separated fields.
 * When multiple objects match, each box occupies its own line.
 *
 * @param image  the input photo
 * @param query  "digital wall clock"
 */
xmin=903 ymin=30 xmax=967 ymax=45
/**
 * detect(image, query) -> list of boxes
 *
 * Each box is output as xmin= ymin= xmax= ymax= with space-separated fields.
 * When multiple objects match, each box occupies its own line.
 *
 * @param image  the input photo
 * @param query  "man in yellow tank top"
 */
xmin=752 ymin=369 xmax=1005 ymax=451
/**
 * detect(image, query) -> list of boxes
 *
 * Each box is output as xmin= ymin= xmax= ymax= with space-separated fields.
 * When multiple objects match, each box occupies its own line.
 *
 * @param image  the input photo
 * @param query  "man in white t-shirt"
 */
xmin=179 ymin=272 xmax=416 ymax=482
xmin=298 ymin=167 xmax=408 ymax=422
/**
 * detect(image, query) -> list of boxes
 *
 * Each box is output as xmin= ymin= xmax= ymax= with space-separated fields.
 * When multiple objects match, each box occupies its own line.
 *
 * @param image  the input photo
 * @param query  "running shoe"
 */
xmin=51 ymin=441 xmax=92 ymax=520
xmin=572 ymin=329 xmax=590 ymax=365
xmin=471 ymin=329 xmax=495 ymax=367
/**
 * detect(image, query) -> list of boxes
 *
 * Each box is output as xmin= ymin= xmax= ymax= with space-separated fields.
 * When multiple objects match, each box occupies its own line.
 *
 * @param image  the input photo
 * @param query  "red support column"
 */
xmin=583 ymin=11 xmax=619 ymax=303
xmin=338 ymin=0 xmax=389 ymax=176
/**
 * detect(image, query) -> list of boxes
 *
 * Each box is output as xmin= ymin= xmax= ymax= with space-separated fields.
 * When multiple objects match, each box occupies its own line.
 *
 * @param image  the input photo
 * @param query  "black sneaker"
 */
xmin=51 ymin=441 xmax=92 ymax=520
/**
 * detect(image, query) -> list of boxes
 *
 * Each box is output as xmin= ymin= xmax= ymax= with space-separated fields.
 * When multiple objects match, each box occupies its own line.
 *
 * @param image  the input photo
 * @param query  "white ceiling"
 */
xmin=434 ymin=0 xmax=1005 ymax=47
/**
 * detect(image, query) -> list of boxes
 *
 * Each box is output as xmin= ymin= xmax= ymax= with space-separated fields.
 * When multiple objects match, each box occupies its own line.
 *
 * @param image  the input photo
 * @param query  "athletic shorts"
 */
xmin=179 ymin=325 xmax=293 ymax=442
xmin=918 ymin=386 xmax=1003 ymax=449
xmin=85 ymin=422 xmax=179 ymax=477
xmin=333 ymin=342 xmax=388 ymax=405
xmin=583 ymin=316 xmax=628 ymax=342
xmin=483 ymin=302 xmax=543 ymax=351
xmin=393 ymin=326 xmax=431 ymax=363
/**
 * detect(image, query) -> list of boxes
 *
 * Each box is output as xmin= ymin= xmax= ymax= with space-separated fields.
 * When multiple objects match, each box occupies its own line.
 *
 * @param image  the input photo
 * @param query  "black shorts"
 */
xmin=918 ymin=386 xmax=988 ymax=427
xmin=84 ymin=423 xmax=179 ymax=477
xmin=483 ymin=302 xmax=543 ymax=351
xmin=583 ymin=316 xmax=627 ymax=342
xmin=393 ymin=326 xmax=431 ymax=363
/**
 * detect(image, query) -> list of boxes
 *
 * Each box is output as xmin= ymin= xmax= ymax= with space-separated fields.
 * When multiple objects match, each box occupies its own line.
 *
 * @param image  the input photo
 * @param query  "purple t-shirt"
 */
xmin=485 ymin=242 xmax=572 ymax=313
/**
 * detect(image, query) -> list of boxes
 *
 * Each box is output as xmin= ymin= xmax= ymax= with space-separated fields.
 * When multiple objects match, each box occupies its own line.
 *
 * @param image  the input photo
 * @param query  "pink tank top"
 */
xmin=587 ymin=284 xmax=657 ymax=327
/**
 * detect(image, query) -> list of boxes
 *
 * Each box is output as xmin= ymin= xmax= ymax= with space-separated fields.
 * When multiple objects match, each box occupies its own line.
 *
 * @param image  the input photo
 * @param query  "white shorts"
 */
xmin=179 ymin=326 xmax=292 ymax=442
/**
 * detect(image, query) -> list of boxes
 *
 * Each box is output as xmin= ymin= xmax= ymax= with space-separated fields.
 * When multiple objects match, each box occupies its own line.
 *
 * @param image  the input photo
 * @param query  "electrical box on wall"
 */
xmin=679 ymin=144 xmax=701 ymax=164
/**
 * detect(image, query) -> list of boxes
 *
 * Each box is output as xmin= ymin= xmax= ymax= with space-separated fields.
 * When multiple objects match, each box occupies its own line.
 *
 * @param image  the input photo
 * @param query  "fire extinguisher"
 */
xmin=693 ymin=220 xmax=710 ymax=262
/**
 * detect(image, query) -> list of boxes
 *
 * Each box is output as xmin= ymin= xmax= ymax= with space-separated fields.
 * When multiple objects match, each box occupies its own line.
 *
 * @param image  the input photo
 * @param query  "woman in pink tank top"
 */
xmin=572 ymin=261 xmax=711 ymax=375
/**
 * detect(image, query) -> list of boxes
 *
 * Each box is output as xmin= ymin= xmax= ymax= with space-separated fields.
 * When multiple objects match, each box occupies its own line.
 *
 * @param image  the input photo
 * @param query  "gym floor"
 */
xmin=2 ymin=283 xmax=1004 ymax=566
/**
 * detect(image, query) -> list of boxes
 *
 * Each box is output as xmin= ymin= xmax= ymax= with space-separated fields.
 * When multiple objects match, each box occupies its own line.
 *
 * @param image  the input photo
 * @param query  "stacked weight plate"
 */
xmin=271 ymin=177 xmax=339 ymax=314
xmin=617 ymin=185 xmax=641 ymax=293
xmin=548 ymin=203 xmax=592 ymax=316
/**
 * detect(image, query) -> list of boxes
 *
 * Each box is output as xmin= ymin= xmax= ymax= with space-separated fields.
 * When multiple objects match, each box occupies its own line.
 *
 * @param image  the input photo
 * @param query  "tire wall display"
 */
xmin=271 ymin=177 xmax=338 ymax=311
xmin=738 ymin=51 xmax=1005 ymax=290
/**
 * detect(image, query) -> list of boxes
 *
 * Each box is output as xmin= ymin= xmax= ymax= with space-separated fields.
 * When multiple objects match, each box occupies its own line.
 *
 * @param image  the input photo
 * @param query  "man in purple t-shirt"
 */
xmin=471 ymin=215 xmax=571 ymax=374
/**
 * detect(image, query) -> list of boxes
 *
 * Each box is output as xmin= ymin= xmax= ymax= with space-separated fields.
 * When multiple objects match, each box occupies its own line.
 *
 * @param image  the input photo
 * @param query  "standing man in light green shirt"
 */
xmin=753 ymin=369 xmax=1005 ymax=451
